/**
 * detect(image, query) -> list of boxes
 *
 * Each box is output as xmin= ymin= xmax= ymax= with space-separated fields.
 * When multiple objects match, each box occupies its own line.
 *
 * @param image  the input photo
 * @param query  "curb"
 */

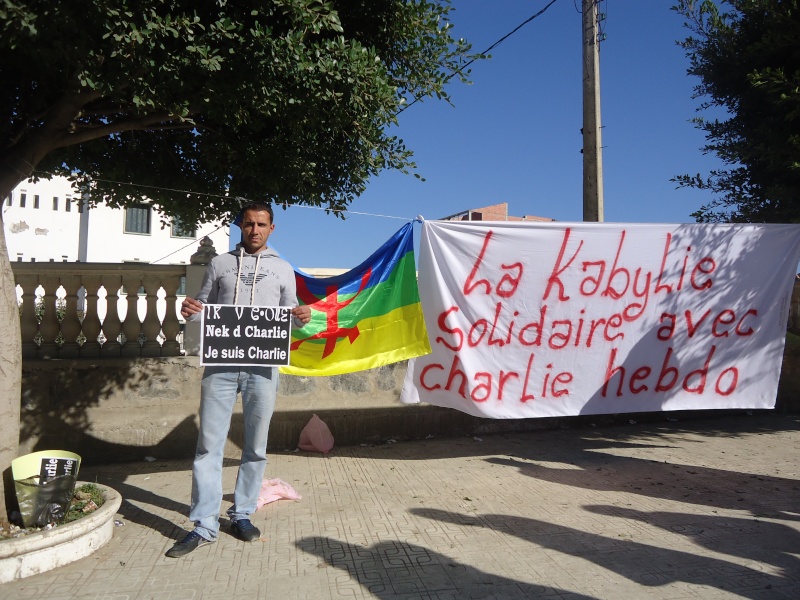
xmin=0 ymin=483 xmax=122 ymax=583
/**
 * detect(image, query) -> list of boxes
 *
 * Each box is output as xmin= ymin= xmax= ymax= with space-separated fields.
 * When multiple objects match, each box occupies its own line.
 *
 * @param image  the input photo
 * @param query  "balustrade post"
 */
xmin=80 ymin=274 xmax=103 ymax=357
xmin=140 ymin=273 xmax=163 ymax=357
xmin=100 ymin=275 xmax=123 ymax=357
xmin=17 ymin=274 xmax=40 ymax=359
xmin=161 ymin=273 xmax=182 ymax=357
xmin=37 ymin=275 xmax=61 ymax=359
xmin=120 ymin=273 xmax=144 ymax=357
xmin=183 ymin=236 xmax=218 ymax=356
xmin=58 ymin=277 xmax=83 ymax=358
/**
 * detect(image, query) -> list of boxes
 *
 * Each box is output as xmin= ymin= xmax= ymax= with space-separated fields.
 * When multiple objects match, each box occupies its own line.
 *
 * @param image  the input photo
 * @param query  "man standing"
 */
xmin=166 ymin=201 xmax=311 ymax=558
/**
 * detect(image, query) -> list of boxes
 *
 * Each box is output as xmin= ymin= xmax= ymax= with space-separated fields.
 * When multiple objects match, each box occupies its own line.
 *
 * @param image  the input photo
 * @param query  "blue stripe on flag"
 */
xmin=294 ymin=222 xmax=414 ymax=296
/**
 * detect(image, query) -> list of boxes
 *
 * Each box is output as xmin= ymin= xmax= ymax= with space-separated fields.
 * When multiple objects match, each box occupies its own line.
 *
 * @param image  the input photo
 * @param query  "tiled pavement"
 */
xmin=3 ymin=412 xmax=799 ymax=599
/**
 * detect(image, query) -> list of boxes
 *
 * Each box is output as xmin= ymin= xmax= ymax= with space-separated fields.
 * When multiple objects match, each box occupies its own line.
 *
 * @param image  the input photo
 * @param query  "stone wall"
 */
xmin=19 ymin=349 xmax=800 ymax=465
xmin=19 ymin=358 xmax=496 ymax=463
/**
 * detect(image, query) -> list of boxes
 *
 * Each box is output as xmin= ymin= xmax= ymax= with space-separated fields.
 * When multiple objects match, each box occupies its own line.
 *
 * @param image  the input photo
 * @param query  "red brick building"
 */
xmin=440 ymin=202 xmax=553 ymax=222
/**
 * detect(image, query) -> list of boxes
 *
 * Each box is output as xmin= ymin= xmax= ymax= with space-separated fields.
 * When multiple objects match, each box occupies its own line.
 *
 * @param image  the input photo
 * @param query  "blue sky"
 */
xmin=258 ymin=0 xmax=724 ymax=269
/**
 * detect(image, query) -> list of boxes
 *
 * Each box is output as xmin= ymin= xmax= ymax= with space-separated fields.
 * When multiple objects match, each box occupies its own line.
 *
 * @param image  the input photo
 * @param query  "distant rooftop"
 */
xmin=440 ymin=202 xmax=554 ymax=222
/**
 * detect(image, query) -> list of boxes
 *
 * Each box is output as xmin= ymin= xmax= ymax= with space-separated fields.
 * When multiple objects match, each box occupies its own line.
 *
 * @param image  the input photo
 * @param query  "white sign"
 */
xmin=401 ymin=221 xmax=800 ymax=418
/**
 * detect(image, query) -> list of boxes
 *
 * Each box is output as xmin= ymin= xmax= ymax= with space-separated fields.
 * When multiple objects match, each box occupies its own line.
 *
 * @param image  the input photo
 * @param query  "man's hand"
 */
xmin=181 ymin=297 xmax=204 ymax=319
xmin=292 ymin=305 xmax=312 ymax=325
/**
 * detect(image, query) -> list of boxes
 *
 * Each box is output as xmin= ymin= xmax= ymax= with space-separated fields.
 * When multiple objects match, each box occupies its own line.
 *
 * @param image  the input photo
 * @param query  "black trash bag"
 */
xmin=14 ymin=474 xmax=78 ymax=528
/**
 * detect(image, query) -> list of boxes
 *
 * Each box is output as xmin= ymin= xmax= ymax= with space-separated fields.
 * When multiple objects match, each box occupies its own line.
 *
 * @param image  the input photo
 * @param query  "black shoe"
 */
xmin=230 ymin=518 xmax=261 ymax=542
xmin=165 ymin=530 xmax=213 ymax=558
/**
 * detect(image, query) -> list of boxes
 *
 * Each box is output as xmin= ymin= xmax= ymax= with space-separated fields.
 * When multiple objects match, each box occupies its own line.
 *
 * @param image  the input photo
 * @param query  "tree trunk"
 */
xmin=1 ymin=136 xmax=50 ymax=521
xmin=0 ymin=93 xmax=98 ymax=520
xmin=0 ymin=209 xmax=22 ymax=522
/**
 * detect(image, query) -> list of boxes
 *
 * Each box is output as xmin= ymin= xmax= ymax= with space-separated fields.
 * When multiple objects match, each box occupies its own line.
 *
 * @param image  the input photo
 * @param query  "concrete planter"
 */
xmin=0 ymin=483 xmax=122 ymax=583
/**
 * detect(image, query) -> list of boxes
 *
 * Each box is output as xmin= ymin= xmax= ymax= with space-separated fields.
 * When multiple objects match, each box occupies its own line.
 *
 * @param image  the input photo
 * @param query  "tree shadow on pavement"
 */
xmin=584 ymin=504 xmax=800 ymax=576
xmin=78 ymin=458 xmax=247 ymax=541
xmin=79 ymin=462 xmax=189 ymax=541
xmin=357 ymin=413 xmax=798 ymax=463
xmin=411 ymin=508 xmax=794 ymax=599
xmin=72 ymin=422 xmax=246 ymax=539
xmin=295 ymin=535 xmax=599 ymax=600
xmin=486 ymin=445 xmax=799 ymax=521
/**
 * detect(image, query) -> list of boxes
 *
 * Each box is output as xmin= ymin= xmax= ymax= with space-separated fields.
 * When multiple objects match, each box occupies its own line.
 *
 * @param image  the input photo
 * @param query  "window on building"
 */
xmin=66 ymin=198 xmax=72 ymax=212
xmin=124 ymin=204 xmax=151 ymax=234
xmin=4 ymin=195 xmax=10 ymax=206
xmin=52 ymin=197 xmax=59 ymax=210
xmin=33 ymin=195 xmax=40 ymax=209
xmin=62 ymin=255 xmax=68 ymax=262
xmin=19 ymin=193 xmax=26 ymax=208
xmin=171 ymin=216 xmax=196 ymax=238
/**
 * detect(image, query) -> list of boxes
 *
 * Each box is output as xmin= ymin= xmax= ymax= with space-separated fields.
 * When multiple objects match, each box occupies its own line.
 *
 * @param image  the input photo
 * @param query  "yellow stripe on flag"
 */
xmin=280 ymin=303 xmax=430 ymax=376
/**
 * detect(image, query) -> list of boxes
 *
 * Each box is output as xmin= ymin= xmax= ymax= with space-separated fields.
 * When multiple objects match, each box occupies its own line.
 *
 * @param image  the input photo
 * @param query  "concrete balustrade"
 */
xmin=12 ymin=263 xmax=187 ymax=359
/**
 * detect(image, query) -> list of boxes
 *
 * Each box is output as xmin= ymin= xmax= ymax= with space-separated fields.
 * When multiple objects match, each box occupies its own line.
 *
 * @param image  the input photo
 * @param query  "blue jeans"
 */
xmin=189 ymin=366 xmax=278 ymax=541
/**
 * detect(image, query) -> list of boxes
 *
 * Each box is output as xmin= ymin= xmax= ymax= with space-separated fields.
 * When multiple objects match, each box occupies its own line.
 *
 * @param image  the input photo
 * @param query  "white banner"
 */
xmin=401 ymin=221 xmax=800 ymax=418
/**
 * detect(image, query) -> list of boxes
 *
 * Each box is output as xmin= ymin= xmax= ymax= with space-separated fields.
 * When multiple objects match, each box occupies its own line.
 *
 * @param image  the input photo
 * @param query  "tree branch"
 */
xmin=57 ymin=112 xmax=197 ymax=147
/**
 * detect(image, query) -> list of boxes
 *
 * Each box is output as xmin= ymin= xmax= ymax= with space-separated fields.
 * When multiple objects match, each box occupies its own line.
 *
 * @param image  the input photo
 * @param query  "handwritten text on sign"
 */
xmin=200 ymin=304 xmax=292 ymax=366
xmin=401 ymin=221 xmax=800 ymax=418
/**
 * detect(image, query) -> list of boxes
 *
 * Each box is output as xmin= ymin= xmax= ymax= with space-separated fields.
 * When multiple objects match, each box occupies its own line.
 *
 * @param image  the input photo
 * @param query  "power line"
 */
xmin=148 ymin=204 xmax=411 ymax=264
xmin=81 ymin=176 xmax=230 ymax=200
xmin=398 ymin=0 xmax=561 ymax=114
xmin=31 ymin=169 xmax=414 ymax=229
xmin=149 ymin=222 xmax=227 ymax=264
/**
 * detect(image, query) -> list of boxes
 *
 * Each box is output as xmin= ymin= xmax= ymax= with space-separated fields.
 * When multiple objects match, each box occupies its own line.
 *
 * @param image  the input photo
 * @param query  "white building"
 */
xmin=2 ymin=176 xmax=230 ymax=264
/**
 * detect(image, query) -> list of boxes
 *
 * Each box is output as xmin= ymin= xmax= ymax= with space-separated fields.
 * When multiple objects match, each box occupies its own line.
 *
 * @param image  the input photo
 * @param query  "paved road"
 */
xmin=4 ymin=412 xmax=799 ymax=599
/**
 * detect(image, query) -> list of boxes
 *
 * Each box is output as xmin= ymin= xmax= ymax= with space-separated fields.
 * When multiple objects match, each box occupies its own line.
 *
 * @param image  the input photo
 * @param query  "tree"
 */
xmin=0 ymin=0 xmax=479 ymax=521
xmin=672 ymin=0 xmax=800 ymax=223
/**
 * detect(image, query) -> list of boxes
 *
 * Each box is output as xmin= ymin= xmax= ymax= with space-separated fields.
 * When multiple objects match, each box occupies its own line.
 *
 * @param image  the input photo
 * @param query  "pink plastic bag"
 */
xmin=297 ymin=414 xmax=334 ymax=454
xmin=256 ymin=478 xmax=301 ymax=510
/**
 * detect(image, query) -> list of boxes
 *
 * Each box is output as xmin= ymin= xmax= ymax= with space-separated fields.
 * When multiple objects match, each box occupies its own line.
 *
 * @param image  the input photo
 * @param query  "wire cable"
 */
xmin=86 ymin=177 xmax=229 ymax=200
xmin=149 ymin=222 xmax=227 ymax=264
xmin=398 ymin=0 xmax=561 ymax=114
xmin=33 ymin=170 xmax=412 ymax=221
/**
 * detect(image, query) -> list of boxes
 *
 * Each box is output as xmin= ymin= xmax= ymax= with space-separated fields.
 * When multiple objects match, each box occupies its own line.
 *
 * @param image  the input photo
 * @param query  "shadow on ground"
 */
xmin=411 ymin=508 xmax=793 ymax=599
xmin=296 ymin=535 xmax=599 ymax=600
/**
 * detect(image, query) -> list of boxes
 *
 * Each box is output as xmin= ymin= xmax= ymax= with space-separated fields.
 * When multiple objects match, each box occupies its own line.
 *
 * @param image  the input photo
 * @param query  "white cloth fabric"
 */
xmin=401 ymin=220 xmax=800 ymax=418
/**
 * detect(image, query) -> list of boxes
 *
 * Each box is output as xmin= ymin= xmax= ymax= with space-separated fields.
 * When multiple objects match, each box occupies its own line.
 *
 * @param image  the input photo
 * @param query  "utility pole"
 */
xmin=582 ymin=0 xmax=604 ymax=222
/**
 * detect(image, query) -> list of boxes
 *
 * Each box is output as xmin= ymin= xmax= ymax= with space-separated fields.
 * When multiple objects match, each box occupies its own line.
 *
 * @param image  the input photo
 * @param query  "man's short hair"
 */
xmin=239 ymin=201 xmax=274 ymax=224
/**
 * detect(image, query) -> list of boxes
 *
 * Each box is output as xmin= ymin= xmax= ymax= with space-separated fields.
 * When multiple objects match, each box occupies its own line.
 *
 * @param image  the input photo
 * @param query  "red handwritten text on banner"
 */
xmin=401 ymin=221 xmax=800 ymax=419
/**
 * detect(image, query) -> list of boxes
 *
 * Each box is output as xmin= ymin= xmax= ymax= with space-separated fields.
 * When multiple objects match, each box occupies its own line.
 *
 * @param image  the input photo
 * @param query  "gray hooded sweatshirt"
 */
xmin=195 ymin=245 xmax=300 ymax=324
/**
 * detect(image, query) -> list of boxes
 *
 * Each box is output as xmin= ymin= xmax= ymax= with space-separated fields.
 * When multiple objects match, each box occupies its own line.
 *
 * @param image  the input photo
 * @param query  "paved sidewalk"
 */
xmin=3 ymin=412 xmax=799 ymax=599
